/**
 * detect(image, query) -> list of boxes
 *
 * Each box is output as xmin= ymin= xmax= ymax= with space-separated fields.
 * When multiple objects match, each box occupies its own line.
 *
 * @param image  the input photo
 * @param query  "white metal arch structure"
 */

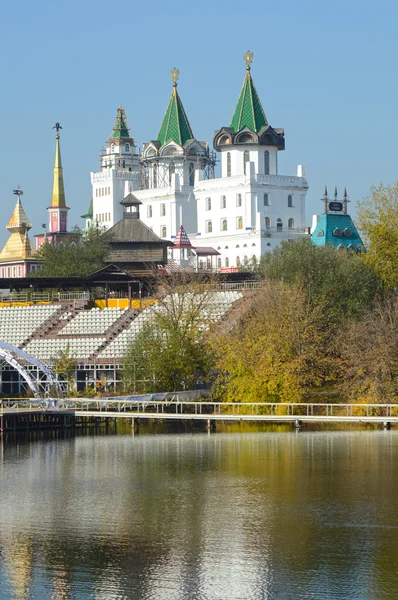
xmin=0 ymin=341 xmax=62 ymax=398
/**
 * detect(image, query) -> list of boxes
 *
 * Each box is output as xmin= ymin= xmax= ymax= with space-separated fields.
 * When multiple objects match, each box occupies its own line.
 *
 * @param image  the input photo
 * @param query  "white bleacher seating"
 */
xmin=0 ymin=305 xmax=61 ymax=347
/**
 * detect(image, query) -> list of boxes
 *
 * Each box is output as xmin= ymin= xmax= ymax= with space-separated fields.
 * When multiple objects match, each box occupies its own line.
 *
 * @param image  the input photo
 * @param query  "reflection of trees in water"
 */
xmin=0 ymin=434 xmax=398 ymax=598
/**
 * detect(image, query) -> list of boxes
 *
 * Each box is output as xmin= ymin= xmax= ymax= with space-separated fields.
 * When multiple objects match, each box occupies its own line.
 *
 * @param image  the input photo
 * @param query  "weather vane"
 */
xmin=53 ymin=122 xmax=62 ymax=134
xmin=170 ymin=67 xmax=180 ymax=86
xmin=244 ymin=50 xmax=254 ymax=70
xmin=13 ymin=185 xmax=23 ymax=197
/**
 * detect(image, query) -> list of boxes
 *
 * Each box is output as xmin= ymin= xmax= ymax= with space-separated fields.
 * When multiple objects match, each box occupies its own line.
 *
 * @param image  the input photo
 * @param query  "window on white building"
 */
xmin=189 ymin=162 xmax=195 ymax=186
xmin=264 ymin=151 xmax=270 ymax=175
xmin=206 ymin=220 xmax=213 ymax=233
xmin=206 ymin=197 xmax=211 ymax=211
xmin=169 ymin=162 xmax=175 ymax=184
xmin=236 ymin=256 xmax=241 ymax=267
xmin=221 ymin=219 xmax=228 ymax=232
xmin=277 ymin=218 xmax=283 ymax=231
xmin=161 ymin=226 xmax=167 ymax=238
xmin=265 ymin=217 xmax=271 ymax=229
xmin=236 ymin=194 xmax=242 ymax=207
xmin=264 ymin=193 xmax=269 ymax=206
xmin=147 ymin=205 xmax=152 ymax=218
xmin=225 ymin=257 xmax=229 ymax=267
xmin=153 ymin=164 xmax=158 ymax=188
xmin=217 ymin=258 xmax=222 ymax=269
xmin=237 ymin=217 xmax=243 ymax=230
xmin=244 ymin=150 xmax=250 ymax=174
xmin=288 ymin=218 xmax=294 ymax=228
xmin=160 ymin=204 xmax=166 ymax=217
xmin=111 ymin=143 xmax=115 ymax=153
xmin=227 ymin=152 xmax=231 ymax=177
xmin=288 ymin=195 xmax=293 ymax=207
xmin=125 ymin=144 xmax=130 ymax=152
xmin=220 ymin=196 xmax=226 ymax=209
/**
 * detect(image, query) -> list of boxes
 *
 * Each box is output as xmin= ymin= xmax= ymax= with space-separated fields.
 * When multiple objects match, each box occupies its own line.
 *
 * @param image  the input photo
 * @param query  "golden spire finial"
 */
xmin=244 ymin=50 xmax=254 ymax=70
xmin=170 ymin=67 xmax=180 ymax=87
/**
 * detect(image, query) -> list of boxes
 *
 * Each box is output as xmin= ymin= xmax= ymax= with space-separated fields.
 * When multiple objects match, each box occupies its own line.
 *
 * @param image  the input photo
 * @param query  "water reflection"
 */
xmin=0 ymin=431 xmax=396 ymax=599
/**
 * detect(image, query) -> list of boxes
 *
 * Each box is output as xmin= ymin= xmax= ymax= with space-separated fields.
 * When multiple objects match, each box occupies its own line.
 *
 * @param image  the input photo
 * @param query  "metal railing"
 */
xmin=2 ymin=398 xmax=398 ymax=422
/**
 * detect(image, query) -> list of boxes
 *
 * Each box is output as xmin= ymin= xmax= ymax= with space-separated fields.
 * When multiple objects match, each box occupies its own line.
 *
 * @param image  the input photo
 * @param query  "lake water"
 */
xmin=0 ymin=429 xmax=397 ymax=599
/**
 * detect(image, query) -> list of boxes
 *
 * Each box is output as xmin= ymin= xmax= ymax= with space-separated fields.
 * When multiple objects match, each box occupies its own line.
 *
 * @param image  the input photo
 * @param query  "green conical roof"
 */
xmin=81 ymin=198 xmax=93 ymax=219
xmin=230 ymin=65 xmax=268 ymax=133
xmin=157 ymin=74 xmax=194 ymax=146
xmin=111 ymin=106 xmax=130 ymax=139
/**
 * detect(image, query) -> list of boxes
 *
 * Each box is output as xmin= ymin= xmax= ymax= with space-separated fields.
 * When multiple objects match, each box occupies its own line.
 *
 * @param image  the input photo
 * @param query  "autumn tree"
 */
xmin=211 ymin=281 xmax=338 ymax=404
xmin=357 ymin=182 xmax=398 ymax=290
xmin=339 ymin=297 xmax=398 ymax=403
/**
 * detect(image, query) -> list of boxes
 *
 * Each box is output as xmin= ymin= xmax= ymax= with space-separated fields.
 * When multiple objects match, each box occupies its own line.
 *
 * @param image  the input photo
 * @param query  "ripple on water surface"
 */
xmin=0 ymin=431 xmax=396 ymax=599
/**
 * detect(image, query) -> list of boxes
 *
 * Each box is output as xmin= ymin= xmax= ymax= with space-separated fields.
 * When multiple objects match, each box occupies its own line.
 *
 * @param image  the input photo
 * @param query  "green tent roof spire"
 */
xmin=157 ymin=68 xmax=195 ymax=146
xmin=111 ymin=106 xmax=130 ymax=139
xmin=230 ymin=51 xmax=268 ymax=133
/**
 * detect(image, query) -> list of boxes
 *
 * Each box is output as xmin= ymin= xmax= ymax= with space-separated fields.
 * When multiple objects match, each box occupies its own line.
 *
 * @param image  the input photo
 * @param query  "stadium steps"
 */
xmin=86 ymin=307 xmax=139 ymax=362
xmin=20 ymin=300 xmax=90 ymax=348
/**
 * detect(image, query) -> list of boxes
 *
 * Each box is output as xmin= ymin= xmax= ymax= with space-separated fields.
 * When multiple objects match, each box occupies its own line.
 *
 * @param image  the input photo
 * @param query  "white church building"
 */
xmin=88 ymin=52 xmax=309 ymax=269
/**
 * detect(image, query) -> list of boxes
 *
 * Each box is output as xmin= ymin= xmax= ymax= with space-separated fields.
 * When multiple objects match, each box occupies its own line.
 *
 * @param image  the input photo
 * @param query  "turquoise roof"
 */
xmin=311 ymin=213 xmax=365 ymax=252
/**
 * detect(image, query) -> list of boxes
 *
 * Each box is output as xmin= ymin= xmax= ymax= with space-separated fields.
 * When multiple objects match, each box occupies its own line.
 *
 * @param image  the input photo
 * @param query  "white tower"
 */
xmin=90 ymin=107 xmax=140 ymax=228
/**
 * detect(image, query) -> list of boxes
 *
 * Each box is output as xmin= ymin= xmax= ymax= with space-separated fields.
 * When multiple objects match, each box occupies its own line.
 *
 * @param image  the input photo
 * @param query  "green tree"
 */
xmin=357 ymin=182 xmax=398 ymax=290
xmin=53 ymin=344 xmax=77 ymax=393
xmin=31 ymin=226 xmax=111 ymax=277
xmin=256 ymin=238 xmax=379 ymax=321
xmin=122 ymin=276 xmax=215 ymax=393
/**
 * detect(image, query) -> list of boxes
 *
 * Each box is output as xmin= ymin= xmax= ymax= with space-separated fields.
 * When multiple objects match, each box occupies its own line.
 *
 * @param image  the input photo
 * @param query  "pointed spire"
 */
xmin=173 ymin=225 xmax=193 ymax=248
xmin=323 ymin=186 xmax=328 ymax=214
xmin=51 ymin=124 xmax=66 ymax=208
xmin=334 ymin=186 xmax=338 ymax=198
xmin=0 ymin=191 xmax=34 ymax=262
xmin=157 ymin=69 xmax=195 ymax=146
xmin=230 ymin=51 xmax=268 ymax=133
xmin=111 ymin=106 xmax=131 ymax=139
xmin=7 ymin=197 xmax=32 ymax=233
xmin=81 ymin=198 xmax=93 ymax=220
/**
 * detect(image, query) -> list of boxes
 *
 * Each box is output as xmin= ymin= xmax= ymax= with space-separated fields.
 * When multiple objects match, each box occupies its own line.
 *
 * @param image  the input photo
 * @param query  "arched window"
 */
xmin=244 ymin=150 xmax=250 ymax=174
xmin=265 ymin=217 xmax=271 ymax=229
xmin=288 ymin=218 xmax=294 ymax=229
xmin=125 ymin=144 xmax=130 ymax=152
xmin=221 ymin=219 xmax=228 ymax=232
xmin=264 ymin=151 xmax=270 ymax=175
xmin=236 ymin=256 xmax=241 ymax=267
xmin=236 ymin=244 xmax=240 ymax=248
xmin=169 ymin=162 xmax=175 ymax=184
xmin=220 ymin=195 xmax=226 ymax=209
xmin=227 ymin=152 xmax=231 ymax=177
xmin=236 ymin=217 xmax=243 ymax=230
xmin=225 ymin=246 xmax=229 ymax=249
xmin=277 ymin=218 xmax=283 ymax=231
xmin=236 ymin=194 xmax=242 ymax=207
xmin=111 ymin=143 xmax=115 ymax=153
xmin=160 ymin=203 xmax=166 ymax=217
xmin=161 ymin=226 xmax=167 ymax=238
xmin=264 ymin=193 xmax=269 ymax=206
xmin=206 ymin=220 xmax=212 ymax=233
xmin=288 ymin=195 xmax=293 ymax=207
xmin=189 ymin=162 xmax=195 ymax=186
xmin=147 ymin=205 xmax=152 ymax=218
xmin=217 ymin=258 xmax=222 ymax=269
xmin=206 ymin=197 xmax=211 ymax=211
xmin=225 ymin=257 xmax=229 ymax=268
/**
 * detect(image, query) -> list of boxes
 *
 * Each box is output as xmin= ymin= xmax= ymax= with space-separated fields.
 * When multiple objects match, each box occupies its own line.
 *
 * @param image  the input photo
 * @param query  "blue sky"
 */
xmin=0 ymin=0 xmax=397 ymax=246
